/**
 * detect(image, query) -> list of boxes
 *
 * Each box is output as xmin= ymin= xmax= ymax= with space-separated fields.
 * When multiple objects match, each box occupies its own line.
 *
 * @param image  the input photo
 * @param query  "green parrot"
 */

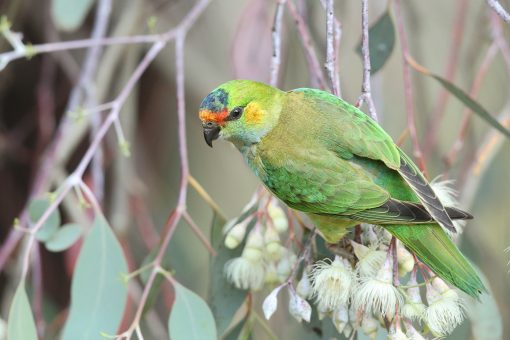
xmin=198 ymin=79 xmax=485 ymax=298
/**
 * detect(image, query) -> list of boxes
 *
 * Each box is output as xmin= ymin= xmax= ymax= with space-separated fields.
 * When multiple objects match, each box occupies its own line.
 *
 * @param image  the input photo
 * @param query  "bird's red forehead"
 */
xmin=199 ymin=109 xmax=229 ymax=125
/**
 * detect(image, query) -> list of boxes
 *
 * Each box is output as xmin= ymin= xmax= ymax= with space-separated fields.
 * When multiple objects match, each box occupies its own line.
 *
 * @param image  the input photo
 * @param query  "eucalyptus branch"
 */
xmin=286 ymin=0 xmax=328 ymax=89
xmin=444 ymin=42 xmax=498 ymax=169
xmin=323 ymin=0 xmax=342 ymax=97
xmin=393 ymin=0 xmax=427 ymax=173
xmin=357 ymin=0 xmax=378 ymax=121
xmin=486 ymin=0 xmax=510 ymax=24
xmin=424 ymin=0 xmax=468 ymax=157
xmin=270 ymin=0 xmax=286 ymax=87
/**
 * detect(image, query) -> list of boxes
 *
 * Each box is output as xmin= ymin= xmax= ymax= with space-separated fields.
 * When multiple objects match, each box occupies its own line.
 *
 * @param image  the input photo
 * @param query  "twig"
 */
xmin=460 ymin=103 xmax=510 ymax=209
xmin=393 ymin=0 xmax=426 ymax=173
xmin=32 ymin=244 xmax=44 ymax=338
xmin=357 ymin=0 xmax=378 ymax=121
xmin=87 ymin=0 xmax=112 ymax=207
xmin=0 ymin=34 xmax=160 ymax=70
xmin=116 ymin=0 xmax=210 ymax=328
xmin=183 ymin=211 xmax=217 ymax=256
xmin=486 ymin=0 xmax=510 ymax=24
xmin=286 ymin=0 xmax=328 ymax=89
xmin=270 ymin=0 xmax=286 ymax=87
xmin=188 ymin=174 xmax=226 ymax=220
xmin=490 ymin=11 xmax=510 ymax=72
xmin=323 ymin=0 xmax=342 ymax=97
xmin=443 ymin=42 xmax=498 ymax=169
xmin=424 ymin=0 xmax=468 ymax=157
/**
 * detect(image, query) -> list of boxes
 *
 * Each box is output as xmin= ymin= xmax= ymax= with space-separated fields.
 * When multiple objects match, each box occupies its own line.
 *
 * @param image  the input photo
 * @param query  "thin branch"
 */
xmin=87 ymin=0 xmax=113 ymax=207
xmin=424 ymin=0 xmax=468 ymax=157
xmin=0 ymin=34 xmax=160 ymax=70
xmin=269 ymin=0 xmax=286 ymax=87
xmin=183 ymin=211 xmax=216 ymax=256
xmin=188 ymin=175 xmax=226 ymax=220
xmin=443 ymin=42 xmax=498 ymax=169
xmin=323 ymin=0 xmax=342 ymax=97
xmin=118 ymin=34 xmax=190 ymax=338
xmin=486 ymin=0 xmax=510 ymax=24
xmin=490 ymin=11 xmax=510 ymax=71
xmin=358 ymin=0 xmax=378 ymax=121
xmin=460 ymin=103 xmax=510 ymax=208
xmin=393 ymin=0 xmax=426 ymax=172
xmin=286 ymin=0 xmax=328 ymax=89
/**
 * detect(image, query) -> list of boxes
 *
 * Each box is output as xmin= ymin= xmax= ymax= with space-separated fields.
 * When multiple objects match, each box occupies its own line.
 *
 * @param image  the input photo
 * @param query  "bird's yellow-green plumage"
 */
xmin=198 ymin=80 xmax=485 ymax=298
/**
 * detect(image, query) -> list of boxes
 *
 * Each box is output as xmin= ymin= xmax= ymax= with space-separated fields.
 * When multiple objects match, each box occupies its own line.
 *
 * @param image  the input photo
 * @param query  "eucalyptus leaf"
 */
xmin=169 ymin=282 xmax=217 ymax=340
xmin=61 ymin=215 xmax=128 ymax=340
xmin=45 ymin=223 xmax=82 ymax=252
xmin=51 ymin=0 xmax=95 ymax=31
xmin=356 ymin=11 xmax=395 ymax=74
xmin=28 ymin=198 xmax=61 ymax=242
xmin=432 ymin=75 xmax=510 ymax=138
xmin=7 ymin=281 xmax=37 ymax=340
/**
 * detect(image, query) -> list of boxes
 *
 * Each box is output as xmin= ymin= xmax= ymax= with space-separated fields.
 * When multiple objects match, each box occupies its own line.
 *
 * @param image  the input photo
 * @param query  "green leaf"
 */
xmin=7 ymin=281 xmax=37 ymax=340
xmin=45 ymin=223 xmax=82 ymax=252
xmin=169 ymin=282 xmax=217 ymax=340
xmin=209 ymin=210 xmax=256 ymax=336
xmin=61 ymin=215 xmax=128 ymax=340
xmin=431 ymin=75 xmax=510 ymax=138
xmin=28 ymin=198 xmax=61 ymax=242
xmin=356 ymin=11 xmax=395 ymax=74
xmin=51 ymin=0 xmax=95 ymax=32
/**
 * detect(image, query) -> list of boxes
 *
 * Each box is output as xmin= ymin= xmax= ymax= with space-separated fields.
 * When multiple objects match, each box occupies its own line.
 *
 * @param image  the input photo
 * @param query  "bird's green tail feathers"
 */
xmin=384 ymin=223 xmax=486 ymax=298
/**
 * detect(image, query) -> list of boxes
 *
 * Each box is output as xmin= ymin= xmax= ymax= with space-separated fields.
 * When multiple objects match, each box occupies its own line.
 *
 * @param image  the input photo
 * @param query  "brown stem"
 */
xmin=286 ymin=0 xmax=328 ymax=89
xmin=393 ymin=0 xmax=427 ymax=173
xmin=423 ymin=0 xmax=468 ymax=158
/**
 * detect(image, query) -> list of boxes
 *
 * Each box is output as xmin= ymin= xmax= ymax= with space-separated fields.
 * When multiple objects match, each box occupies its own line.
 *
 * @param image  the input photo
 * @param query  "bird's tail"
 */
xmin=384 ymin=223 xmax=486 ymax=298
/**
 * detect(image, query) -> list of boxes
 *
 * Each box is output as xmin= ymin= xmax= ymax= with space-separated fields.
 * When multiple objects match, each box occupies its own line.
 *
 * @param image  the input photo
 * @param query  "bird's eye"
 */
xmin=230 ymin=106 xmax=243 ymax=120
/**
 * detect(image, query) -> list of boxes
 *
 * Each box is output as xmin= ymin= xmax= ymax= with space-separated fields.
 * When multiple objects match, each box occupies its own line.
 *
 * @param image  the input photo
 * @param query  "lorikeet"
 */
xmin=198 ymin=80 xmax=485 ymax=298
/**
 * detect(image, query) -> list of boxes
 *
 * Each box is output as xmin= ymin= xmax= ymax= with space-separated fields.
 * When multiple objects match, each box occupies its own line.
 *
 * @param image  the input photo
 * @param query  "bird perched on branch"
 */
xmin=198 ymin=79 xmax=485 ymax=298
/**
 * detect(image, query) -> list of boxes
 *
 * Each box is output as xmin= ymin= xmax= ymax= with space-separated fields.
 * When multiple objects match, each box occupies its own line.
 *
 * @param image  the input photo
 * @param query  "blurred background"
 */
xmin=0 ymin=0 xmax=509 ymax=338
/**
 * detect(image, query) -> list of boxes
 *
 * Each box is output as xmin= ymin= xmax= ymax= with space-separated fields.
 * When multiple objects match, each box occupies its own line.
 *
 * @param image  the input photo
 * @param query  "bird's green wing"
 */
xmin=291 ymin=88 xmax=457 ymax=232
xmin=256 ymin=145 xmax=390 ymax=215
xmin=290 ymin=88 xmax=401 ymax=169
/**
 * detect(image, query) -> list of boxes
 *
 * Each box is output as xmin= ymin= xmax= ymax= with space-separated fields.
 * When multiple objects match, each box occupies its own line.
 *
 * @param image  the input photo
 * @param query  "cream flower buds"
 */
xmin=223 ymin=217 xmax=251 ymax=249
xmin=224 ymin=228 xmax=265 ymax=290
xmin=351 ymin=241 xmax=386 ymax=277
xmin=397 ymin=243 xmax=414 ymax=276
xmin=264 ymin=226 xmax=284 ymax=261
xmin=267 ymin=202 xmax=288 ymax=233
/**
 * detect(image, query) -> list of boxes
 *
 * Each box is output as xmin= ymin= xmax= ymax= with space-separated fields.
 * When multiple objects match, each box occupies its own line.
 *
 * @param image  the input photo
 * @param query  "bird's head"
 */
xmin=198 ymin=80 xmax=283 ymax=149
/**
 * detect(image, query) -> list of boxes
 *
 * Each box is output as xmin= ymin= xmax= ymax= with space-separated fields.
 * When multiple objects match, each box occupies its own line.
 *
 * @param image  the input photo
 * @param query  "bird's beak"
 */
xmin=203 ymin=122 xmax=221 ymax=147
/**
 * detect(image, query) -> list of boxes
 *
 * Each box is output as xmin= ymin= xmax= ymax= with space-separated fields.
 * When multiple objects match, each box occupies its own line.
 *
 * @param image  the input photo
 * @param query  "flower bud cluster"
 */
xmin=223 ymin=201 xmax=297 ymax=291
xmin=223 ymin=193 xmax=469 ymax=339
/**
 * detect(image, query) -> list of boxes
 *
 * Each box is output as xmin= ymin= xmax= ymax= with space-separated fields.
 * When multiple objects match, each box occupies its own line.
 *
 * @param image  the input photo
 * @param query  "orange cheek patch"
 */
xmin=199 ymin=109 xmax=228 ymax=125
xmin=244 ymin=102 xmax=264 ymax=125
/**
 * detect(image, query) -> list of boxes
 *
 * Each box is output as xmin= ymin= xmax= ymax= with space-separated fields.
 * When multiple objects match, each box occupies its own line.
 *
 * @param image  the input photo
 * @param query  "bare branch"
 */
xmin=323 ymin=0 xmax=342 ymax=97
xmin=424 ymin=0 xmax=468 ymax=157
xmin=270 ymin=0 xmax=286 ymax=87
xmin=286 ymin=0 xmax=328 ymax=89
xmin=394 ymin=0 xmax=426 ymax=172
xmin=486 ymin=0 xmax=510 ymax=24
xmin=358 ymin=0 xmax=378 ymax=121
